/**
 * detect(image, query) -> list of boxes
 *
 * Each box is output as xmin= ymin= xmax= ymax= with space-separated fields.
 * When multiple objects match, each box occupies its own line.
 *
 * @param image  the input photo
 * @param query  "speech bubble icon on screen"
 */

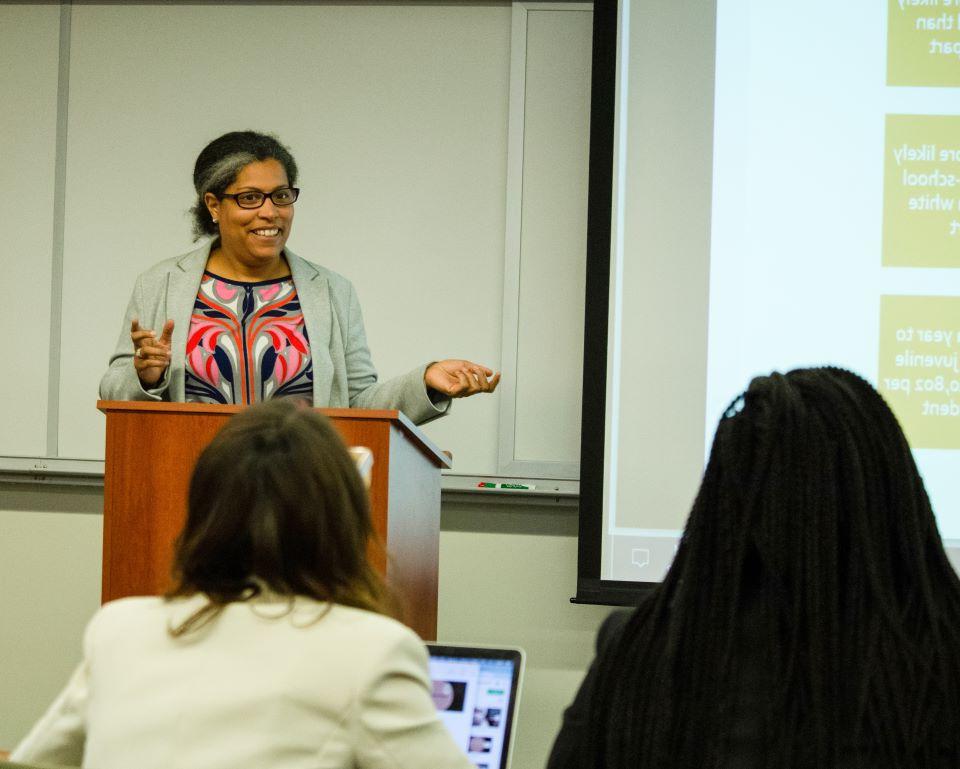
xmin=631 ymin=548 xmax=650 ymax=569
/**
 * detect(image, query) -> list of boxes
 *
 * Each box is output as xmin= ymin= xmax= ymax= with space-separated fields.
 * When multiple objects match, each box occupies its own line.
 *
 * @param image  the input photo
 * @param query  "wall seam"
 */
xmin=46 ymin=1 xmax=72 ymax=458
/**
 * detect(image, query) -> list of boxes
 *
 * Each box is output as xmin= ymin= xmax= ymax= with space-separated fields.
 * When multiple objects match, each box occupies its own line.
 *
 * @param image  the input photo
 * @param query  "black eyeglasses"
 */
xmin=220 ymin=187 xmax=300 ymax=209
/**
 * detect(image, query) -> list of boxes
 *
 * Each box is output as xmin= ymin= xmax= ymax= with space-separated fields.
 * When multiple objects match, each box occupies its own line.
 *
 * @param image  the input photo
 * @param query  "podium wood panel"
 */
xmin=98 ymin=401 xmax=449 ymax=640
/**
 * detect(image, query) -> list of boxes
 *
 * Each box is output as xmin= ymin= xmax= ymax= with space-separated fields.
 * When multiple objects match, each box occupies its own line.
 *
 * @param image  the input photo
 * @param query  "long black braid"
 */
xmin=583 ymin=367 xmax=960 ymax=768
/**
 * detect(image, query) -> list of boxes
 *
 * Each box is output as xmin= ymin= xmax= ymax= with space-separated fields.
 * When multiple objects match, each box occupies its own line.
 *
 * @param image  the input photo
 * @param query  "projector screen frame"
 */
xmin=574 ymin=0 xmax=656 ymax=606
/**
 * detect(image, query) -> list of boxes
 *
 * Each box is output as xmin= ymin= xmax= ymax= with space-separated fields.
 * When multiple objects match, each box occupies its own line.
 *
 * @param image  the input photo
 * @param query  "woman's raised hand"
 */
xmin=424 ymin=360 xmax=501 ymax=399
xmin=130 ymin=318 xmax=174 ymax=387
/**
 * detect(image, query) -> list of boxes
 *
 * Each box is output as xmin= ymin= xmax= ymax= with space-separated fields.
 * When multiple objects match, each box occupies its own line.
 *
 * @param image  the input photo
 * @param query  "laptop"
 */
xmin=427 ymin=644 xmax=525 ymax=769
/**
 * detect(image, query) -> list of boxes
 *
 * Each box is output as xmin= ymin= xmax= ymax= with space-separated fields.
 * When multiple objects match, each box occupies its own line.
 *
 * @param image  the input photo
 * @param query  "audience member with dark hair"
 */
xmin=11 ymin=400 xmax=474 ymax=769
xmin=99 ymin=129 xmax=499 ymax=416
xmin=548 ymin=367 xmax=960 ymax=769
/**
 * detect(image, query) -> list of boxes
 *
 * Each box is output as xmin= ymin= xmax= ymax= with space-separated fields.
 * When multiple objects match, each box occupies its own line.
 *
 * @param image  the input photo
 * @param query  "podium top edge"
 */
xmin=97 ymin=400 xmax=397 ymax=419
xmin=95 ymin=401 xmax=451 ymax=469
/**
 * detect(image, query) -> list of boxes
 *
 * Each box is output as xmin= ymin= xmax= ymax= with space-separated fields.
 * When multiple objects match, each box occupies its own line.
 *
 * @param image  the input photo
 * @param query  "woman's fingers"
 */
xmin=425 ymin=360 xmax=502 ymax=398
xmin=139 ymin=360 xmax=168 ymax=370
xmin=462 ymin=363 xmax=500 ymax=393
xmin=137 ymin=342 xmax=171 ymax=362
xmin=134 ymin=347 xmax=169 ymax=386
xmin=469 ymin=366 xmax=492 ymax=391
xmin=132 ymin=336 xmax=169 ymax=361
xmin=130 ymin=320 xmax=174 ymax=356
xmin=455 ymin=368 xmax=474 ymax=395
xmin=158 ymin=319 xmax=175 ymax=344
xmin=130 ymin=318 xmax=174 ymax=386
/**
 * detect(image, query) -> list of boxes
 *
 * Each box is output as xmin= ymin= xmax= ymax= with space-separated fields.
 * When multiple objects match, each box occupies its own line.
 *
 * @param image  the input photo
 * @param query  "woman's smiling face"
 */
xmin=205 ymin=158 xmax=295 ymax=270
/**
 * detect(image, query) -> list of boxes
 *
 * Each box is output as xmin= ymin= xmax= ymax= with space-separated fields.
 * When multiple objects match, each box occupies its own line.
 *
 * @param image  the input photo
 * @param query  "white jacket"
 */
xmin=12 ymin=595 xmax=473 ymax=769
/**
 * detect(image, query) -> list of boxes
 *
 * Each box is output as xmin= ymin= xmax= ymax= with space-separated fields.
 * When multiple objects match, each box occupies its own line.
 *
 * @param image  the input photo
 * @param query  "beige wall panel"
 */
xmin=514 ymin=9 xmax=591 ymax=464
xmin=0 ymin=487 xmax=103 ymax=749
xmin=57 ymin=4 xmax=510 ymax=472
xmin=0 ymin=6 xmax=60 ymax=456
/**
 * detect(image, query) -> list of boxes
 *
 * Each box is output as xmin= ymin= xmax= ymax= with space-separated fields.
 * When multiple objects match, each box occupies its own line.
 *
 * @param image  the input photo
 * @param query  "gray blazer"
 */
xmin=99 ymin=241 xmax=449 ymax=425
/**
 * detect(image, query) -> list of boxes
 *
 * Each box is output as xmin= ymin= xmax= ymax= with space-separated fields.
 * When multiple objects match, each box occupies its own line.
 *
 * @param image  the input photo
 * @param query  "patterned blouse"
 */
xmin=184 ymin=271 xmax=313 ymax=404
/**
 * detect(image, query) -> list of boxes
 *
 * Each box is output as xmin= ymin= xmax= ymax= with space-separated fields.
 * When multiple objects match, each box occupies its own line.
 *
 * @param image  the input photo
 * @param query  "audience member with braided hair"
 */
xmin=547 ymin=367 xmax=960 ymax=769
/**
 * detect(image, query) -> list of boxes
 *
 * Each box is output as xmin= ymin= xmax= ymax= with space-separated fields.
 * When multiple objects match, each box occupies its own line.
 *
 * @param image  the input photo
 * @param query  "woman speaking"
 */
xmin=99 ymin=131 xmax=498 ymax=424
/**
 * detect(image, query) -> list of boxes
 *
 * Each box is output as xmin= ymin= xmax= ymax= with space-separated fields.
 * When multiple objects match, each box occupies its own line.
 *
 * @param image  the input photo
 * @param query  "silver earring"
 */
xmin=212 ymin=218 xmax=218 ymax=224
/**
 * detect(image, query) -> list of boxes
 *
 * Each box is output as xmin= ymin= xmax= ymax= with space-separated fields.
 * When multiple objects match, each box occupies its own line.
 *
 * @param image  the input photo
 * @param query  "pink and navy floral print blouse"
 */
xmin=184 ymin=272 xmax=313 ymax=404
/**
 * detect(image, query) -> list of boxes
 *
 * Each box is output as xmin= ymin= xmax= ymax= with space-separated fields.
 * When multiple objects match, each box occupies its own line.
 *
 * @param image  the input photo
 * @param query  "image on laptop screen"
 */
xmin=427 ymin=644 xmax=524 ymax=769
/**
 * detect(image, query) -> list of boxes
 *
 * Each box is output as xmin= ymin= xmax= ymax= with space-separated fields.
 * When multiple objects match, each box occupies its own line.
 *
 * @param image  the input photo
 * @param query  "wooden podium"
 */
xmin=97 ymin=401 xmax=451 ymax=640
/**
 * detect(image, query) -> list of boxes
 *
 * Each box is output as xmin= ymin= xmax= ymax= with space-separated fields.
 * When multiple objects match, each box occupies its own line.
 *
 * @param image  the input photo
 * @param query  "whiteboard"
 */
xmin=0 ymin=2 xmax=591 ymax=479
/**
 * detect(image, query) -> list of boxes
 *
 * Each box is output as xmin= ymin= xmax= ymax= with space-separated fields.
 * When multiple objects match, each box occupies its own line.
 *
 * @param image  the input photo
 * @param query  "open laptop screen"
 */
xmin=427 ymin=644 xmax=524 ymax=769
